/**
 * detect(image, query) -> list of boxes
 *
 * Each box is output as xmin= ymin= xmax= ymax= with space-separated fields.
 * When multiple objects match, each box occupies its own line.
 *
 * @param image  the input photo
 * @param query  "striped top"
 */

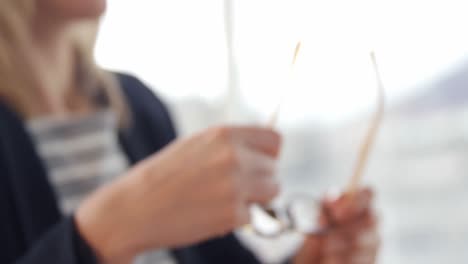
xmin=27 ymin=110 xmax=176 ymax=264
xmin=27 ymin=110 xmax=128 ymax=213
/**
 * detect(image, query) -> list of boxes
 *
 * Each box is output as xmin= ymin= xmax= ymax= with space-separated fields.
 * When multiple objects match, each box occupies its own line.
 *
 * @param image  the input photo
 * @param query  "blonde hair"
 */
xmin=0 ymin=0 xmax=128 ymax=124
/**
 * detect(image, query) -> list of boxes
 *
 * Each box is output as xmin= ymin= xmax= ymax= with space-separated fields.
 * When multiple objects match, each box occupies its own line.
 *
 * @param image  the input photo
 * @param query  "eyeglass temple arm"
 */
xmin=347 ymin=52 xmax=386 ymax=194
xmin=262 ymin=42 xmax=303 ymax=219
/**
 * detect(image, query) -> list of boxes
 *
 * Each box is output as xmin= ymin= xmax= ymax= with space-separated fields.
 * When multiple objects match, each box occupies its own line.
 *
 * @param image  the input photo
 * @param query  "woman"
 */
xmin=0 ymin=0 xmax=379 ymax=263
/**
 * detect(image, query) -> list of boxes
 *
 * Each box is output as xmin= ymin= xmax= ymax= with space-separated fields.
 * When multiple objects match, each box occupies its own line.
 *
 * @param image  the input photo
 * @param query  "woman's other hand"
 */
xmin=294 ymin=188 xmax=380 ymax=264
xmin=76 ymin=126 xmax=281 ymax=263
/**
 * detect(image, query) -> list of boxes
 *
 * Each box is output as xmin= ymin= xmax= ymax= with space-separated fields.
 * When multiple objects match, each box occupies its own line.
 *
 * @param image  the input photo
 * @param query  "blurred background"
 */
xmin=95 ymin=1 xmax=468 ymax=263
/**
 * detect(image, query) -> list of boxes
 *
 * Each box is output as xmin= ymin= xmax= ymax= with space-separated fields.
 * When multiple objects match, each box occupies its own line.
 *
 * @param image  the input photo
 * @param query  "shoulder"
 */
xmin=114 ymin=72 xmax=167 ymax=112
xmin=112 ymin=71 xmax=177 ymax=141
xmin=0 ymin=101 xmax=21 ymax=125
xmin=113 ymin=71 xmax=172 ymax=121
xmin=0 ymin=101 xmax=27 ymax=149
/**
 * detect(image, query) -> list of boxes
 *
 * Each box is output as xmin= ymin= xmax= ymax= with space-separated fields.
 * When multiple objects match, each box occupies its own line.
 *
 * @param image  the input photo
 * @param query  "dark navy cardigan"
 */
xmin=0 ymin=73 xmax=261 ymax=264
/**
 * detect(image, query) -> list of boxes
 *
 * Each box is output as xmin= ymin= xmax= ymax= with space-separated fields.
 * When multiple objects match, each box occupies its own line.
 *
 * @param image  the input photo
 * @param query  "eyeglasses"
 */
xmin=248 ymin=50 xmax=385 ymax=238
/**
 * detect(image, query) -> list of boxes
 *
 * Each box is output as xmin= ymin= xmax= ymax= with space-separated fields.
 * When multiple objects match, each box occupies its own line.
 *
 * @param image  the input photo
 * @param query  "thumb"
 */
xmin=232 ymin=127 xmax=282 ymax=158
xmin=294 ymin=234 xmax=323 ymax=264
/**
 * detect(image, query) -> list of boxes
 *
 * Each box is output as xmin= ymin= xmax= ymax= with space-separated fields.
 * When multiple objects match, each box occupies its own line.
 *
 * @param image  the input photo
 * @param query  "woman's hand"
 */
xmin=75 ymin=126 xmax=281 ymax=263
xmin=294 ymin=188 xmax=380 ymax=264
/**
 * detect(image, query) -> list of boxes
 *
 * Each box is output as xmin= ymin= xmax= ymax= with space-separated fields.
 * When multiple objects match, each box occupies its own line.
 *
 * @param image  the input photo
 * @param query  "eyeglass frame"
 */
xmin=249 ymin=52 xmax=386 ymax=238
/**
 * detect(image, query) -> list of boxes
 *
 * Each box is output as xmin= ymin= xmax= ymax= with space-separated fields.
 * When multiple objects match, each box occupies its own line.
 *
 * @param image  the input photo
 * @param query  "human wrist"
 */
xmin=75 ymin=180 xmax=139 ymax=263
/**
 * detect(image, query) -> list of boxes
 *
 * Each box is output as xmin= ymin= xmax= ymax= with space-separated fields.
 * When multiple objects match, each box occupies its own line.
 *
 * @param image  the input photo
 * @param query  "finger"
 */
xmin=354 ymin=229 xmax=380 ymax=253
xmin=326 ymin=188 xmax=373 ymax=213
xmin=349 ymin=249 xmax=379 ymax=264
xmin=321 ymin=232 xmax=350 ymax=255
xmin=310 ymin=222 xmax=379 ymax=264
xmin=294 ymin=235 xmax=323 ymax=264
xmin=322 ymin=224 xmax=380 ymax=256
xmin=341 ymin=229 xmax=380 ymax=253
xmin=322 ymin=241 xmax=378 ymax=264
xmin=319 ymin=202 xmax=377 ymax=245
xmin=237 ymin=146 xmax=277 ymax=177
xmin=336 ymin=210 xmax=378 ymax=237
xmin=322 ymin=250 xmax=377 ymax=264
xmin=321 ymin=214 xmax=377 ymax=253
xmin=324 ymin=188 xmax=373 ymax=224
xmin=231 ymin=126 xmax=282 ymax=158
xmin=236 ymin=148 xmax=279 ymax=204
xmin=235 ymin=203 xmax=251 ymax=227
xmin=321 ymin=255 xmax=347 ymax=264
xmin=244 ymin=176 xmax=279 ymax=205
xmin=216 ymin=199 xmax=252 ymax=235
